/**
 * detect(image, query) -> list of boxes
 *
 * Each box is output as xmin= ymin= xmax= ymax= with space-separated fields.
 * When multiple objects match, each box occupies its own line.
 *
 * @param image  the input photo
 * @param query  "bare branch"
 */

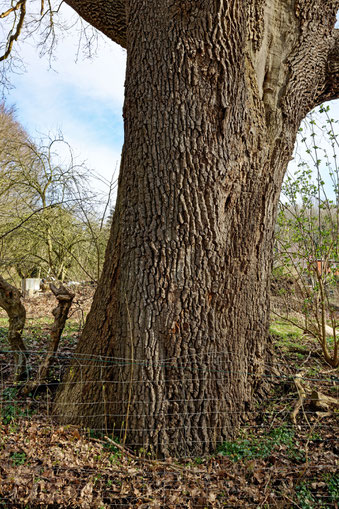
xmin=0 ymin=0 xmax=26 ymax=62
xmin=0 ymin=0 xmax=24 ymax=19
xmin=0 ymin=200 xmax=75 ymax=240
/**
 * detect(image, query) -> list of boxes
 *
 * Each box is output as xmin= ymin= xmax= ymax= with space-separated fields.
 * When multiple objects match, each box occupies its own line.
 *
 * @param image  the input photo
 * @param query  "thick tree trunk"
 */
xmin=54 ymin=1 xmax=339 ymax=456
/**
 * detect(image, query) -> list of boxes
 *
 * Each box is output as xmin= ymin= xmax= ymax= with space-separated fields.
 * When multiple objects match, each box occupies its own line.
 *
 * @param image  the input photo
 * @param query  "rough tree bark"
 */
xmin=22 ymin=283 xmax=74 ymax=394
xmin=0 ymin=275 xmax=26 ymax=379
xmin=54 ymin=0 xmax=339 ymax=456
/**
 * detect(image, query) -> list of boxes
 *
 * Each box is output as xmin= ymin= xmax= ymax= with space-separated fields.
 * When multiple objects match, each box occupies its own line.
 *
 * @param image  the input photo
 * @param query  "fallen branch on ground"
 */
xmin=291 ymin=372 xmax=339 ymax=423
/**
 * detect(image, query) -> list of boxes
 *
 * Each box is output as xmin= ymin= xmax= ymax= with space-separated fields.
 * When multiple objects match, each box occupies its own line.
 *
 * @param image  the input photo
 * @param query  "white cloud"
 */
xmin=5 ymin=3 xmax=126 ymax=187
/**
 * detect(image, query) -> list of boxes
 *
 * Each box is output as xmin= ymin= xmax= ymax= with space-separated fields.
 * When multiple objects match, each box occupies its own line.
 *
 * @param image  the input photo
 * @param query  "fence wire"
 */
xmin=0 ymin=349 xmax=338 ymax=508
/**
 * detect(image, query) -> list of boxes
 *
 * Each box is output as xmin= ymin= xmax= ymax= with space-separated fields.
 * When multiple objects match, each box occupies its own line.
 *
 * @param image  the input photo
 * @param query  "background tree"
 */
xmin=274 ymin=105 xmax=338 ymax=367
xmin=0 ymin=103 xmax=112 ymax=382
xmin=0 ymin=105 xmax=113 ymax=283
xmin=1 ymin=1 xmax=339 ymax=456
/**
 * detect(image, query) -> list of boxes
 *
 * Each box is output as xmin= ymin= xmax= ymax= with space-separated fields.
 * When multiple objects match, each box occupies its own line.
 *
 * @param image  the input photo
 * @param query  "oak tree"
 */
xmin=2 ymin=0 xmax=339 ymax=456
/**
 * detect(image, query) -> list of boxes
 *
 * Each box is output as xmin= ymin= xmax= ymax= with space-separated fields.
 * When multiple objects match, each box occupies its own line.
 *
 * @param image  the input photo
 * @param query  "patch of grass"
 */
xmin=270 ymin=319 xmax=304 ymax=343
xmin=295 ymin=482 xmax=316 ymax=508
xmin=0 ymin=322 xmax=8 ymax=348
xmin=218 ymin=438 xmax=271 ymax=461
xmin=24 ymin=318 xmax=53 ymax=347
xmin=0 ymin=317 xmax=81 ymax=351
xmin=270 ymin=319 xmax=311 ymax=357
xmin=0 ymin=387 xmax=31 ymax=425
xmin=26 ymin=318 xmax=79 ymax=345
xmin=108 ymin=452 xmax=121 ymax=464
xmin=1 ymin=404 xmax=27 ymax=425
xmin=88 ymin=429 xmax=105 ymax=440
xmin=103 ymin=436 xmax=123 ymax=462
xmin=193 ymin=456 xmax=205 ymax=465
xmin=217 ymin=426 xmax=305 ymax=463
xmin=305 ymin=366 xmax=322 ymax=377
xmin=60 ymin=320 xmax=80 ymax=345
xmin=294 ymin=475 xmax=339 ymax=508
xmin=10 ymin=451 xmax=27 ymax=466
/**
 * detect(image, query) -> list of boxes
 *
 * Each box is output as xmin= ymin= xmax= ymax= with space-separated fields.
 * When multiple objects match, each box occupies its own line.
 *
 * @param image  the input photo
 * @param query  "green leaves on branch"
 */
xmin=274 ymin=105 xmax=338 ymax=368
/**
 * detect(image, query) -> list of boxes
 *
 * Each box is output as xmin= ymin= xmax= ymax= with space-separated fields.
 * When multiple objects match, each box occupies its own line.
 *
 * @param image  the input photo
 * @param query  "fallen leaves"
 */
xmin=0 ymin=416 xmax=337 ymax=508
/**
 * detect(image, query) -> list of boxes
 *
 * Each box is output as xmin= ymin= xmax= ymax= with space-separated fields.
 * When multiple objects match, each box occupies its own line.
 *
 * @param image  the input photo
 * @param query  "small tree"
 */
xmin=0 ymin=274 xmax=26 ymax=379
xmin=274 ymin=105 xmax=338 ymax=367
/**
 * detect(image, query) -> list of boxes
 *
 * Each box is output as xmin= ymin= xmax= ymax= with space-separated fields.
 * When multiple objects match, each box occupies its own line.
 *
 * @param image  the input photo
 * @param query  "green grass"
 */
xmin=0 ymin=387 xmax=32 ymax=425
xmin=270 ymin=317 xmax=338 ymax=365
xmin=0 ymin=317 xmax=80 ymax=350
xmin=325 ymin=473 xmax=339 ymax=503
xmin=270 ymin=319 xmax=304 ymax=341
xmin=0 ymin=325 xmax=7 ymax=345
xmin=295 ymin=474 xmax=339 ymax=508
xmin=270 ymin=319 xmax=309 ymax=353
xmin=10 ymin=451 xmax=27 ymax=466
xmin=217 ymin=426 xmax=305 ymax=463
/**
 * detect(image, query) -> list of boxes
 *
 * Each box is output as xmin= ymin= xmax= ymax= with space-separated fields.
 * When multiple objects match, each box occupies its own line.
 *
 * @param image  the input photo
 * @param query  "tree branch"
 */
xmin=64 ymin=0 xmax=127 ymax=49
xmin=317 ymin=29 xmax=339 ymax=104
xmin=0 ymin=0 xmax=26 ymax=62
xmin=0 ymin=200 xmax=76 ymax=241
xmin=0 ymin=0 xmax=25 ymax=20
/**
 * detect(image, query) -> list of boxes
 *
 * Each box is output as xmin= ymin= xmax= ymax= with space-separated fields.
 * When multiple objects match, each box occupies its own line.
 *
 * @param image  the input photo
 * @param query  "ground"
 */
xmin=0 ymin=289 xmax=338 ymax=508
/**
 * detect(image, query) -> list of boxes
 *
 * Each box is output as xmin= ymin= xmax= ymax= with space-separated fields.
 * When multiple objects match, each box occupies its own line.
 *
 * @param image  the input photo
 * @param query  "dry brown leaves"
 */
xmin=0 ymin=416 xmax=337 ymax=508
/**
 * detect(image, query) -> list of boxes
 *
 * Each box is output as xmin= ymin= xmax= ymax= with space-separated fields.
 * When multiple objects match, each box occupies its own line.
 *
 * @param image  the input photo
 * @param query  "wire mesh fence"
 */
xmin=0 ymin=349 xmax=338 ymax=507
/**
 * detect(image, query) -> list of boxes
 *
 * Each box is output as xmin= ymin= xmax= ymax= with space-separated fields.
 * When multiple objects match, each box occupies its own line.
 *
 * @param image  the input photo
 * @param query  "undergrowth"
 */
xmin=217 ymin=425 xmax=305 ymax=462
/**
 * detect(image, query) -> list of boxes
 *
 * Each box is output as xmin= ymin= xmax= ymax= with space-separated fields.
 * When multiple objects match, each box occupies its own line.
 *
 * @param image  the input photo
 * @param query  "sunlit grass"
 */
xmin=0 ymin=316 xmax=80 ymax=350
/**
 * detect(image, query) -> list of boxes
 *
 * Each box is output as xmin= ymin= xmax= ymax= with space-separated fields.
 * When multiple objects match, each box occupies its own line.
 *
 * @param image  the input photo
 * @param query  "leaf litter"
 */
xmin=0 ymin=411 xmax=337 ymax=508
xmin=0 ymin=306 xmax=338 ymax=508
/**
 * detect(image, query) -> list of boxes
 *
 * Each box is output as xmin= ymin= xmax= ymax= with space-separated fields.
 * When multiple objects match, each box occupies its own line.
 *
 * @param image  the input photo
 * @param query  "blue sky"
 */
xmin=5 ymin=3 xmax=126 ymax=192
